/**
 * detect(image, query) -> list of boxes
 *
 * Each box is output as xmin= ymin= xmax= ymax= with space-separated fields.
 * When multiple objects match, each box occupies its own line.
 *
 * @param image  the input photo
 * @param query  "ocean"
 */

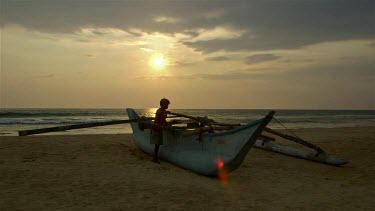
xmin=0 ymin=108 xmax=374 ymax=136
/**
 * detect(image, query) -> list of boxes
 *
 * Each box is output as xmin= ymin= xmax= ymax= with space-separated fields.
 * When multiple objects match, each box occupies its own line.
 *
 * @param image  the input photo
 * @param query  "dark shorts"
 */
xmin=150 ymin=131 xmax=163 ymax=145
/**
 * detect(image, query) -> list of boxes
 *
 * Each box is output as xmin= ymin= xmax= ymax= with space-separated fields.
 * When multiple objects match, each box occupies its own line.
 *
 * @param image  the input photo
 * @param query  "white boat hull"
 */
xmin=126 ymin=108 xmax=273 ymax=176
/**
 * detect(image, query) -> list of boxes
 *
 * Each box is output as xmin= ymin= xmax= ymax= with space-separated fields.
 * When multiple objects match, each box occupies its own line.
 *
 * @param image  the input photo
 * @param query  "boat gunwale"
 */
xmin=201 ymin=118 xmax=264 ymax=137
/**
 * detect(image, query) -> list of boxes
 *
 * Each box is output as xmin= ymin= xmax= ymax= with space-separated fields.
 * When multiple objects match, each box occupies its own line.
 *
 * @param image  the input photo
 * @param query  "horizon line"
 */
xmin=0 ymin=107 xmax=374 ymax=111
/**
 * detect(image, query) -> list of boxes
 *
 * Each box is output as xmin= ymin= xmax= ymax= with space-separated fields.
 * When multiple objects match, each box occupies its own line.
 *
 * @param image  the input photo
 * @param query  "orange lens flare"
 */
xmin=215 ymin=159 xmax=224 ymax=168
xmin=214 ymin=158 xmax=228 ymax=184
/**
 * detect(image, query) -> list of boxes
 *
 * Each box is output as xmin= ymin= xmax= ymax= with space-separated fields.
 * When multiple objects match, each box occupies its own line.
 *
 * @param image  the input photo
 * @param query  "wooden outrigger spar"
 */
xmin=163 ymin=111 xmax=348 ymax=166
xmin=19 ymin=119 xmax=136 ymax=136
xmin=18 ymin=109 xmax=348 ymax=172
xmin=18 ymin=118 xmax=155 ymax=136
xmin=253 ymin=140 xmax=348 ymax=166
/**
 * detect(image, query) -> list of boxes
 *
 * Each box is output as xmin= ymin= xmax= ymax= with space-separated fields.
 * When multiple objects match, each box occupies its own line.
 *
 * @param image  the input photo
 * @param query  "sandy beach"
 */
xmin=0 ymin=127 xmax=374 ymax=210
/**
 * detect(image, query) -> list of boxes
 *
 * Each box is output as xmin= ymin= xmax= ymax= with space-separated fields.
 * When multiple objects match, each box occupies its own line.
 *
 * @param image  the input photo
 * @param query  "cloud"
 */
xmin=172 ymin=60 xmax=199 ymax=67
xmin=1 ymin=0 xmax=373 ymax=53
xmin=136 ymin=75 xmax=196 ymax=80
xmin=153 ymin=16 xmax=179 ymax=24
xmin=38 ymin=74 xmax=55 ymax=78
xmin=188 ymin=26 xmax=245 ymax=42
xmin=194 ymin=73 xmax=257 ymax=80
xmin=84 ymin=54 xmax=95 ymax=58
xmin=201 ymin=10 xmax=226 ymax=19
xmin=245 ymin=54 xmax=280 ymax=65
xmin=281 ymin=59 xmax=315 ymax=64
xmin=136 ymin=70 xmax=270 ymax=81
xmin=205 ymin=56 xmax=231 ymax=61
xmin=140 ymin=48 xmax=153 ymax=53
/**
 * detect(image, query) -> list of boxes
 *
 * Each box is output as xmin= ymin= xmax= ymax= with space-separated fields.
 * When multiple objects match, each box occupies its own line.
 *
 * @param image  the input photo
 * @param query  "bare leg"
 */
xmin=152 ymin=144 xmax=160 ymax=164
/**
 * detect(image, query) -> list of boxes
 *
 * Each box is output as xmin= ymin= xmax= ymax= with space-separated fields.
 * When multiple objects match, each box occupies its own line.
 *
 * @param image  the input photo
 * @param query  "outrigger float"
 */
xmin=19 ymin=109 xmax=348 ymax=176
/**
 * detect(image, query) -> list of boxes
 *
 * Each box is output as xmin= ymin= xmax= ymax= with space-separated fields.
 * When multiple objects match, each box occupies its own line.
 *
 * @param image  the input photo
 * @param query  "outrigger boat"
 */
xmin=126 ymin=108 xmax=274 ymax=176
xmin=18 ymin=108 xmax=348 ymax=176
xmin=126 ymin=109 xmax=348 ymax=176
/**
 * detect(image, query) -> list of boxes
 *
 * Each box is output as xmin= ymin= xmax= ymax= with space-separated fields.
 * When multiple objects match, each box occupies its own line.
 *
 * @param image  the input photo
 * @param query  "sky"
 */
xmin=0 ymin=0 xmax=374 ymax=109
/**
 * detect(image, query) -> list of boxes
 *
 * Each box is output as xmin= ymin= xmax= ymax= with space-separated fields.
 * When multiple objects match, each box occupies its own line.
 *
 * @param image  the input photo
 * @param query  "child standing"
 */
xmin=151 ymin=98 xmax=171 ymax=163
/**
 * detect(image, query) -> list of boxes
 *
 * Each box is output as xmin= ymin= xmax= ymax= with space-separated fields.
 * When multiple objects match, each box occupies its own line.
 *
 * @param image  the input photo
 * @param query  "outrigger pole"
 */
xmin=18 ymin=119 xmax=137 ymax=136
xmin=17 ymin=112 xmax=235 ymax=136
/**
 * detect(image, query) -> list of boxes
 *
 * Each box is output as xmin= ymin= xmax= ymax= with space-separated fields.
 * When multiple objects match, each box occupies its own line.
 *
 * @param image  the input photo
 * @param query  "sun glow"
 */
xmin=153 ymin=57 xmax=164 ymax=67
xmin=147 ymin=108 xmax=158 ymax=117
xmin=150 ymin=54 xmax=167 ymax=69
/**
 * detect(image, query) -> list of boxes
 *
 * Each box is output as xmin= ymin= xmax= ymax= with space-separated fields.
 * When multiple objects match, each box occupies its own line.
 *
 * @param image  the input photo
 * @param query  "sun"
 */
xmin=153 ymin=57 xmax=164 ymax=67
xmin=150 ymin=54 xmax=167 ymax=69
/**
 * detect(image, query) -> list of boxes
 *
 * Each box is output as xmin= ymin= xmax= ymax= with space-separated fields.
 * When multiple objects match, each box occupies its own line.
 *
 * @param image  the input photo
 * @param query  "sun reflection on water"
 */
xmin=144 ymin=108 xmax=158 ymax=117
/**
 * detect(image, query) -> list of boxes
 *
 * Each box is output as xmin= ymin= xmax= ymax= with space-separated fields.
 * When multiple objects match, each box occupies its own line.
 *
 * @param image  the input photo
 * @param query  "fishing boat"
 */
xmin=18 ymin=108 xmax=348 ymax=176
xmin=126 ymin=108 xmax=274 ymax=176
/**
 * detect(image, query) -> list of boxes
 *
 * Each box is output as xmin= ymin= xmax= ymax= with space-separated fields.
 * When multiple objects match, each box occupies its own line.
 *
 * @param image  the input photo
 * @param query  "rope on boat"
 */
xmin=272 ymin=117 xmax=304 ymax=140
xmin=271 ymin=117 xmax=325 ymax=155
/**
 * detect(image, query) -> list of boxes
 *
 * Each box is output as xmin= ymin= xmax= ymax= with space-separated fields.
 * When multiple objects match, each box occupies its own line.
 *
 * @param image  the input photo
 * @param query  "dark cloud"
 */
xmin=138 ymin=55 xmax=375 ymax=81
xmin=281 ymin=59 xmax=315 ymax=64
xmin=91 ymin=30 xmax=107 ymax=36
xmin=194 ymin=73 xmax=258 ymax=80
xmin=184 ymin=0 xmax=374 ymax=52
xmin=172 ymin=61 xmax=198 ymax=67
xmin=38 ymin=74 xmax=55 ymax=78
xmin=245 ymin=54 xmax=280 ymax=65
xmin=205 ymin=56 xmax=231 ymax=61
xmin=338 ymin=56 xmax=354 ymax=61
xmin=77 ymin=39 xmax=93 ymax=43
xmin=1 ymin=0 xmax=373 ymax=53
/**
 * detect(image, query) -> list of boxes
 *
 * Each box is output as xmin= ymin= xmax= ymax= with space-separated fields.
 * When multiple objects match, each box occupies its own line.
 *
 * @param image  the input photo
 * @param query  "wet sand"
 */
xmin=0 ymin=127 xmax=374 ymax=210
